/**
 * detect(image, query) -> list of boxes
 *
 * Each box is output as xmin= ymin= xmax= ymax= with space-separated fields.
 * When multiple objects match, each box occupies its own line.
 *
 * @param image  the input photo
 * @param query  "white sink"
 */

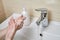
xmin=29 ymin=18 xmax=60 ymax=40
xmin=0 ymin=13 xmax=60 ymax=40
xmin=14 ymin=24 xmax=39 ymax=40
xmin=42 ymin=21 xmax=60 ymax=40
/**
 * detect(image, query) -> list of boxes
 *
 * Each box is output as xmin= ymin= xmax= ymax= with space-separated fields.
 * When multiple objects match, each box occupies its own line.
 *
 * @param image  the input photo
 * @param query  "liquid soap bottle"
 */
xmin=21 ymin=8 xmax=30 ymax=26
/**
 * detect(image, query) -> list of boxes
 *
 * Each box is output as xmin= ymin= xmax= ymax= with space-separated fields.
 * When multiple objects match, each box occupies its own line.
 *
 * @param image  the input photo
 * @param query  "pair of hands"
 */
xmin=9 ymin=15 xmax=25 ymax=30
xmin=5 ymin=15 xmax=25 ymax=40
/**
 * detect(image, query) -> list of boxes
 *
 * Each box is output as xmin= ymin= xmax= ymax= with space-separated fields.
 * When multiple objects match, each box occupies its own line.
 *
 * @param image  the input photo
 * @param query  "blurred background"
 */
xmin=0 ymin=0 xmax=60 ymax=23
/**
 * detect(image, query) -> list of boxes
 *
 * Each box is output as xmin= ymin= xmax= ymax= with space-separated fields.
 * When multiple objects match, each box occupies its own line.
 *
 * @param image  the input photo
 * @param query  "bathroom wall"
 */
xmin=2 ymin=0 xmax=60 ymax=22
xmin=0 ymin=0 xmax=6 ymax=23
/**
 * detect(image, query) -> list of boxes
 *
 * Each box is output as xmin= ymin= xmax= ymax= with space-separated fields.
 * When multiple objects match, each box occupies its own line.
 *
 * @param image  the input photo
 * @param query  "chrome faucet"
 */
xmin=35 ymin=8 xmax=48 ymax=27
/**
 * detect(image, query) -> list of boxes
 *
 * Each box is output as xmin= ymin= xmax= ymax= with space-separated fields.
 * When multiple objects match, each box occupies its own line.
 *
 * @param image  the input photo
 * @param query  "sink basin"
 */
xmin=14 ymin=17 xmax=40 ymax=40
xmin=42 ymin=21 xmax=60 ymax=40
xmin=0 ymin=13 xmax=60 ymax=40
xmin=14 ymin=25 xmax=39 ymax=40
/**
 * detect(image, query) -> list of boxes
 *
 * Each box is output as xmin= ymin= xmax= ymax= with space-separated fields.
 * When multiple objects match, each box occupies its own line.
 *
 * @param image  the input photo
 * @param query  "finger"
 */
xmin=17 ymin=15 xmax=23 ymax=20
xmin=9 ymin=17 xmax=13 ymax=25
xmin=17 ymin=15 xmax=26 ymax=20
xmin=15 ymin=15 xmax=23 ymax=22
xmin=20 ymin=21 xmax=24 ymax=25
xmin=9 ymin=17 xmax=15 ymax=25
xmin=11 ymin=18 xmax=15 ymax=24
xmin=16 ymin=16 xmax=25 ymax=23
xmin=18 ymin=22 xmax=24 ymax=28
xmin=17 ymin=20 xmax=23 ymax=25
xmin=21 ymin=16 xmax=26 ymax=21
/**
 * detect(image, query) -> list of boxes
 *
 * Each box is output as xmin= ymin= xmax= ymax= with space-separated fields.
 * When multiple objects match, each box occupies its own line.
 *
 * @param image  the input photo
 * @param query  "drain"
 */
xmin=40 ymin=34 xmax=43 ymax=37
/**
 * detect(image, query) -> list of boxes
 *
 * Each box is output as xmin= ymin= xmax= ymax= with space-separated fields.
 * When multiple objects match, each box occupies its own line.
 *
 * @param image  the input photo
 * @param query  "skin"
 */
xmin=0 ymin=27 xmax=8 ymax=40
xmin=0 ymin=15 xmax=25 ymax=40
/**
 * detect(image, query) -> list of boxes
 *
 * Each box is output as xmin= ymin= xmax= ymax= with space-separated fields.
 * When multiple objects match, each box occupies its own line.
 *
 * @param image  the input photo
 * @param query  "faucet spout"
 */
xmin=35 ymin=8 xmax=48 ymax=27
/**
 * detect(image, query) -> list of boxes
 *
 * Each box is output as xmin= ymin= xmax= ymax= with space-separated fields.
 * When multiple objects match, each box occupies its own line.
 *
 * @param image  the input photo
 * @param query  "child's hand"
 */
xmin=15 ymin=15 xmax=26 ymax=30
xmin=5 ymin=15 xmax=25 ymax=40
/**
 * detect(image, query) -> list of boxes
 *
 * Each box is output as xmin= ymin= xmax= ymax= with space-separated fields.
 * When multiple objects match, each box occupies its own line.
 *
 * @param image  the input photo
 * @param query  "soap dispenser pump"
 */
xmin=21 ymin=8 xmax=30 ymax=26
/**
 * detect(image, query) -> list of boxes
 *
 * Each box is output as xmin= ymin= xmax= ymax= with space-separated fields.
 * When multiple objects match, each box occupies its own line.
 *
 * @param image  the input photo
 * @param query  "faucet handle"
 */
xmin=35 ymin=8 xmax=47 ymax=13
xmin=40 ymin=8 xmax=47 ymax=14
xmin=35 ymin=8 xmax=41 ymax=11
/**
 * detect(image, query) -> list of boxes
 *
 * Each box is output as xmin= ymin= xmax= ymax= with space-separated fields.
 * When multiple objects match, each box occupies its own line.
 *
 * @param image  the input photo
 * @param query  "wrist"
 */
xmin=5 ymin=38 xmax=11 ymax=40
xmin=5 ymin=27 xmax=16 ymax=40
